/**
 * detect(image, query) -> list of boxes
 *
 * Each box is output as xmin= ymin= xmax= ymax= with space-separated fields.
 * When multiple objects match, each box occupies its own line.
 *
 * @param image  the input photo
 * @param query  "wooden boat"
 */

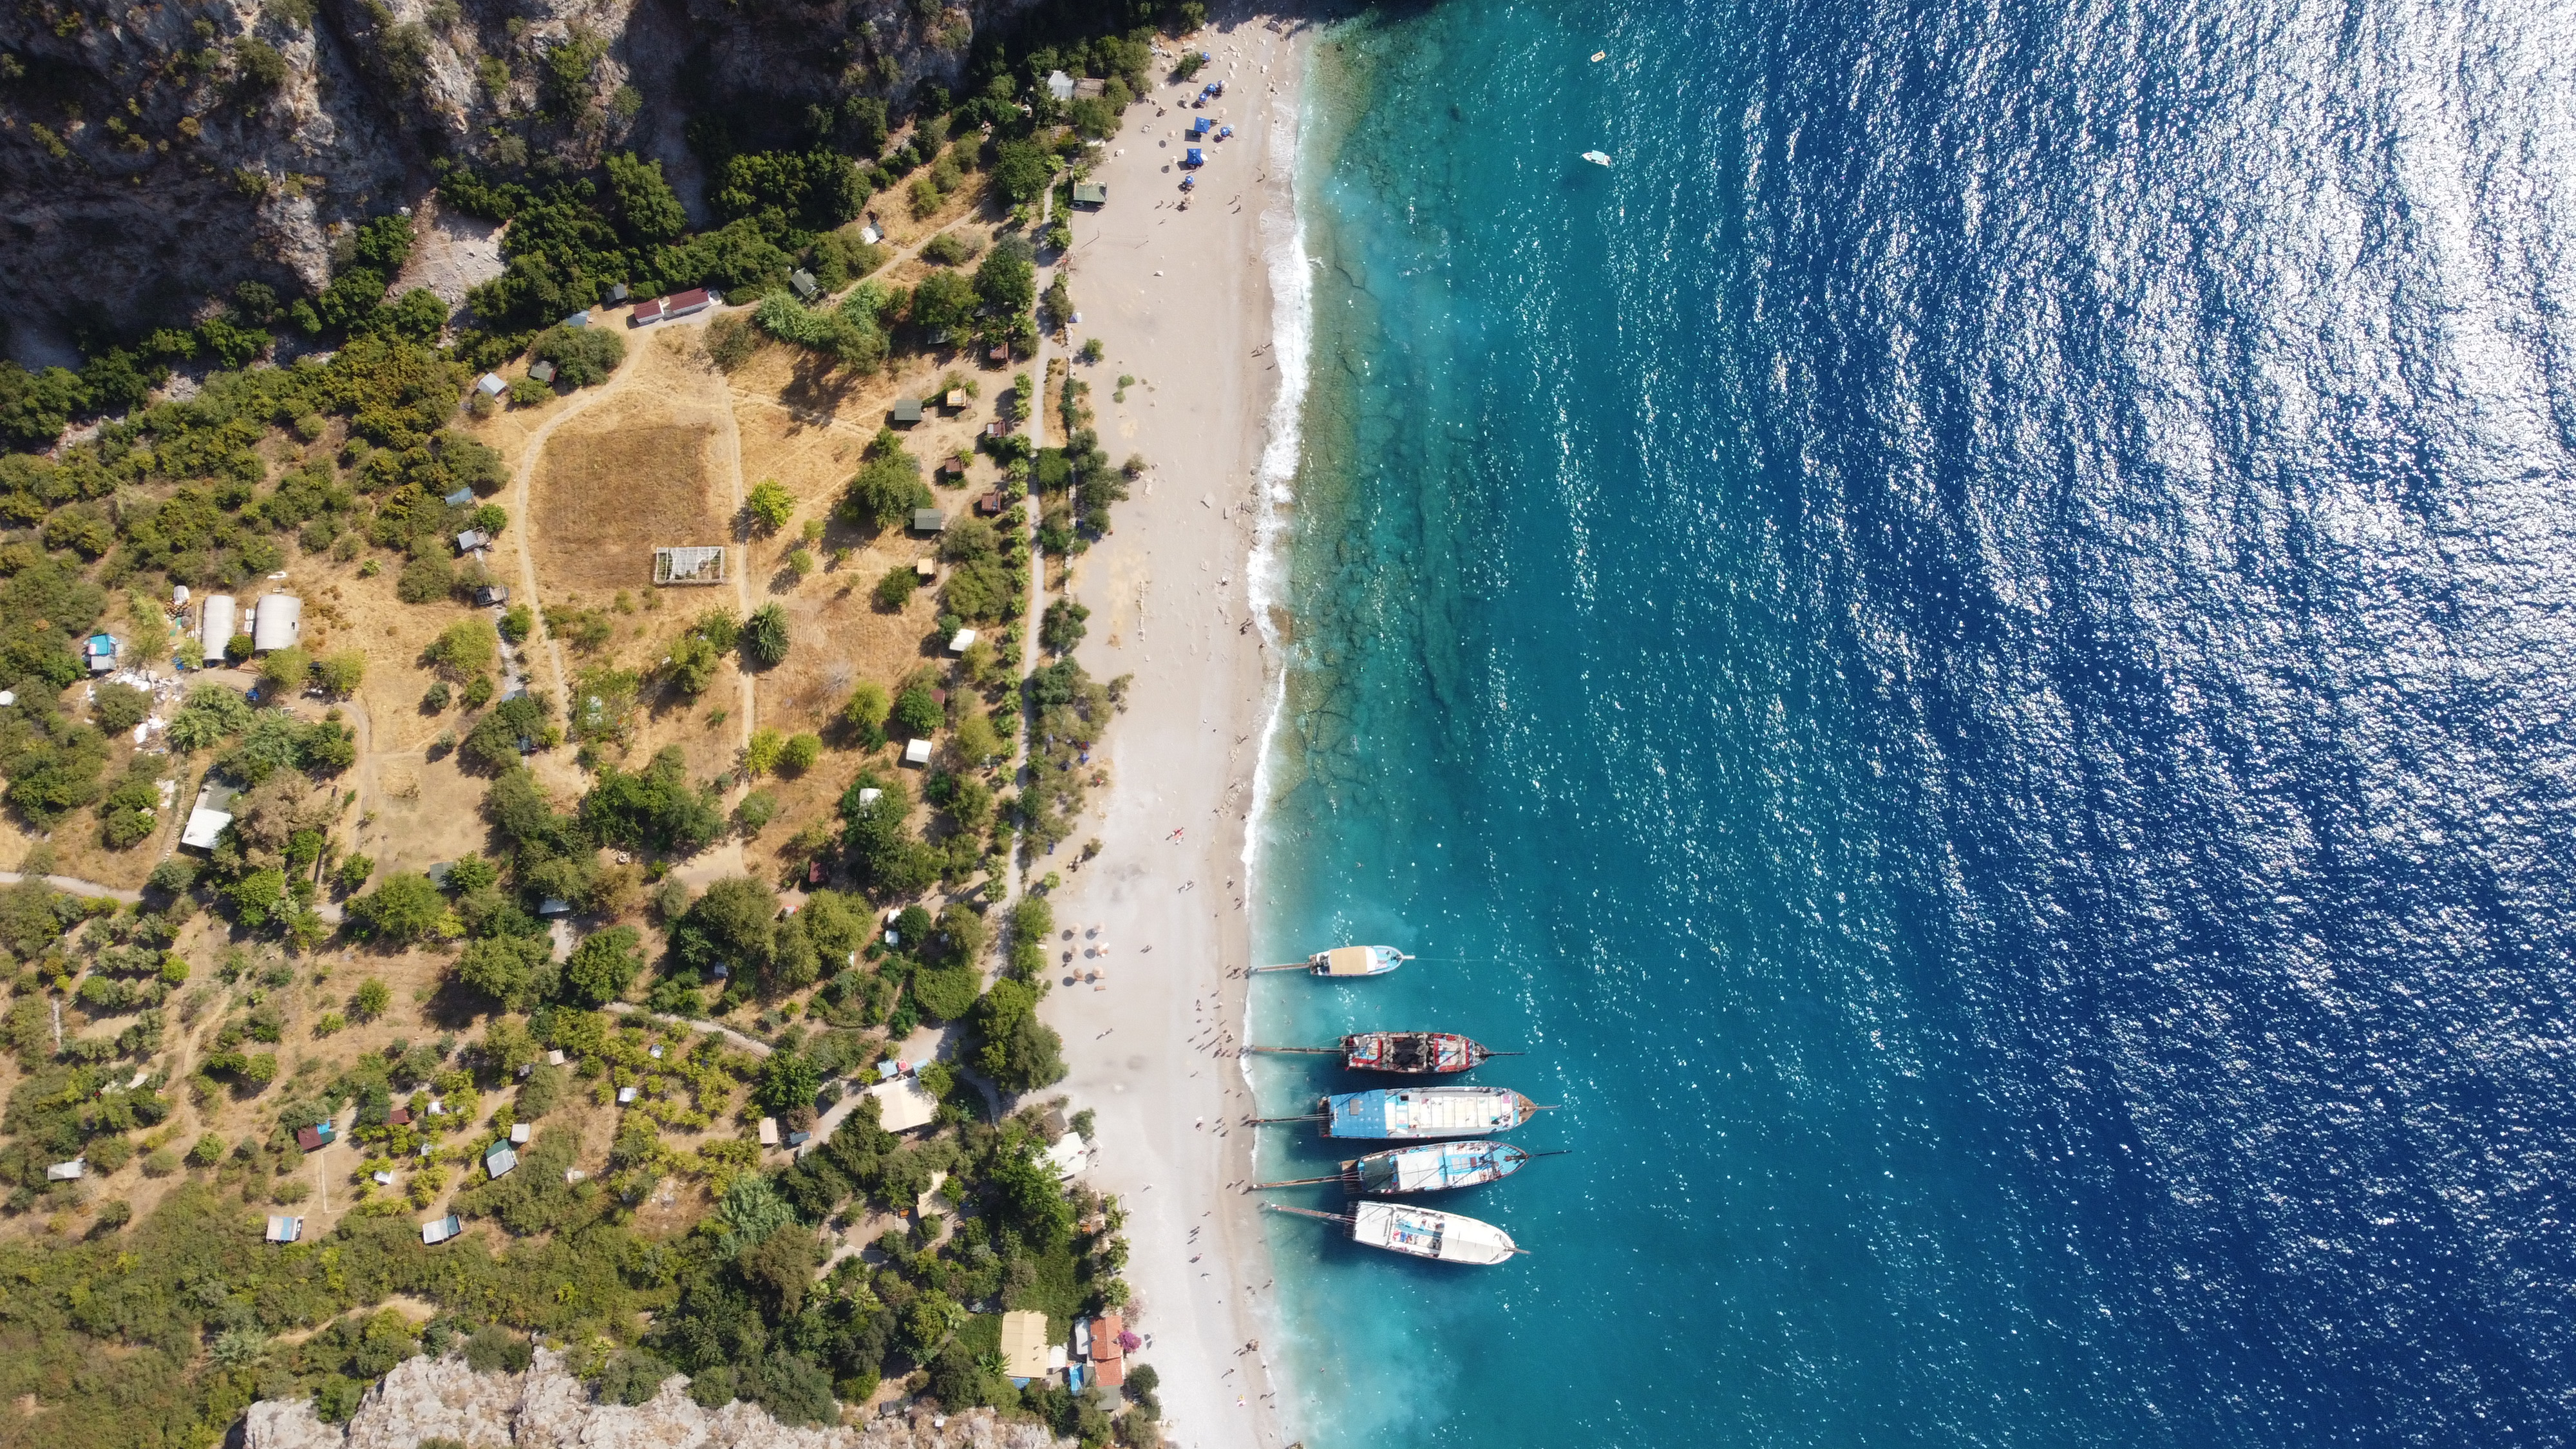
xmin=1250 ymin=1086 xmax=1545 ymax=1139
xmin=1265 ymin=1200 xmax=1524 ymax=1264
xmin=1251 ymin=945 xmax=1410 ymax=978
xmin=1247 ymin=1031 xmax=1513 ymax=1074
xmin=1251 ymin=1141 xmax=1548 ymax=1196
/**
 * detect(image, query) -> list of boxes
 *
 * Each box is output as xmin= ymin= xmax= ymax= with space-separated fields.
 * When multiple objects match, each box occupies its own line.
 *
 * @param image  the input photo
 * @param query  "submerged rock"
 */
xmin=242 ymin=1350 xmax=1070 ymax=1449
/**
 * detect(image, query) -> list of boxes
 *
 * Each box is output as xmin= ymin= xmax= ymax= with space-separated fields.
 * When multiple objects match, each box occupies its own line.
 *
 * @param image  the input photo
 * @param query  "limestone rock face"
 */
xmin=0 ymin=0 xmax=1034 ymax=355
xmin=243 ymin=1350 xmax=1072 ymax=1449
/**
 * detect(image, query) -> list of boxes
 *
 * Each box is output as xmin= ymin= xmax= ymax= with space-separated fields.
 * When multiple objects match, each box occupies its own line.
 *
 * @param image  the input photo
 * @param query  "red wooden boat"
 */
xmin=1248 ymin=1031 xmax=1513 ymax=1075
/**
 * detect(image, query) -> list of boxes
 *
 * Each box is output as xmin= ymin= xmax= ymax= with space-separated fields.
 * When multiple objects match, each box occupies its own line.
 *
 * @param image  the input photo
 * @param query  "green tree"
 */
xmin=842 ymin=681 xmax=890 ymax=748
xmin=891 ymin=683 xmax=942 ymax=739
xmin=564 ymin=925 xmax=645 ymax=1005
xmin=744 ymin=479 xmax=795 ymax=531
xmin=580 ymin=744 xmax=723 ymax=853
xmin=780 ymin=734 xmax=820 ymax=773
xmin=1040 ymin=598 xmax=1089 ymax=654
xmin=970 ymin=978 xmax=1065 ymax=1092
xmin=314 ymin=650 xmax=366 ymax=697
xmin=531 ymin=325 xmax=625 ymax=386
xmin=974 ymin=235 xmax=1036 ymax=317
xmin=348 ymin=871 xmax=453 ymax=944
xmin=909 ymin=269 xmax=978 ymax=337
xmin=741 ymin=603 xmax=790 ymax=668
xmin=90 ymin=682 xmax=149 ymax=734
xmin=840 ymin=428 xmax=928 ymax=531
xmin=872 ymin=566 xmax=919 ymax=612
xmin=605 ymin=151 xmax=687 ymax=243
xmin=666 ymin=632 xmax=722 ymax=696
xmin=672 ymin=875 xmax=778 ymax=975
xmin=428 ymin=618 xmax=500 ymax=680
xmin=753 ymin=1051 xmax=821 ymax=1116
xmin=452 ymin=934 xmax=549 ymax=1005
xmin=989 ymin=140 xmax=1056 ymax=206
xmin=352 ymin=978 xmax=391 ymax=1021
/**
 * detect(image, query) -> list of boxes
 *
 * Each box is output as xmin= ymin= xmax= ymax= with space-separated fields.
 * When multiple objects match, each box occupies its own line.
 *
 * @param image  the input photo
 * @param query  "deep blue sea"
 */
xmin=1246 ymin=1 xmax=2576 ymax=1445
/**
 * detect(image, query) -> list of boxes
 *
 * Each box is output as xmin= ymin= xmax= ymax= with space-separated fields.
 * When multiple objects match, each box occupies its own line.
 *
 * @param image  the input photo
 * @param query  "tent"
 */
xmin=1184 ymin=147 xmax=1205 ymax=167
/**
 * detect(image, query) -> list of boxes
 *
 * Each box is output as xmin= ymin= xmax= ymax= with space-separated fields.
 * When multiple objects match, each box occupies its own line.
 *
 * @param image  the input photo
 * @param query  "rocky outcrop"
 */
xmin=243 ymin=1349 xmax=1072 ymax=1449
xmin=0 ymin=0 xmax=1036 ymax=356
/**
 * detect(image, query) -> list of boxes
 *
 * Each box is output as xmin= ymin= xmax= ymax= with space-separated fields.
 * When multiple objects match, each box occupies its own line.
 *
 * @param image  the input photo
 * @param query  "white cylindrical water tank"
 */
xmin=252 ymin=594 xmax=302 ymax=653
xmin=199 ymin=596 xmax=236 ymax=659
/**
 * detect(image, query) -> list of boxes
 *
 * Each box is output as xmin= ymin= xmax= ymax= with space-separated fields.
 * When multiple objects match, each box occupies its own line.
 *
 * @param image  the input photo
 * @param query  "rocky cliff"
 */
xmin=244 ymin=1349 xmax=1074 ymax=1449
xmin=0 ymin=0 xmax=1032 ymax=357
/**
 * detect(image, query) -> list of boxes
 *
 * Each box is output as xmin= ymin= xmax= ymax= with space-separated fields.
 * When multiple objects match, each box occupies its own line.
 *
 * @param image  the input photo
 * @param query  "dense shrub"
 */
xmin=530 ymin=325 xmax=625 ymax=387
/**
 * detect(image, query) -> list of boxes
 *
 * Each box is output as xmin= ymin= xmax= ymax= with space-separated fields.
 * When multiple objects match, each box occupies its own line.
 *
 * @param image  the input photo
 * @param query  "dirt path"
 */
xmin=603 ymin=1000 xmax=772 ymax=1057
xmin=709 ymin=348 xmax=757 ymax=837
xmin=0 ymin=871 xmax=141 ymax=903
xmin=506 ymin=380 xmax=625 ymax=710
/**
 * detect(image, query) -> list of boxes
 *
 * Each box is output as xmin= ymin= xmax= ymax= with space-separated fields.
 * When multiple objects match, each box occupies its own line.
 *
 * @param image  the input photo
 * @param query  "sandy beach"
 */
xmin=1033 ymin=13 xmax=1310 ymax=1449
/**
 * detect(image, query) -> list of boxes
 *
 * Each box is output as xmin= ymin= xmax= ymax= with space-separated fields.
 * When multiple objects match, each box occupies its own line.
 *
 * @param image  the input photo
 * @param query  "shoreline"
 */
xmin=1036 ymin=12 xmax=1312 ymax=1449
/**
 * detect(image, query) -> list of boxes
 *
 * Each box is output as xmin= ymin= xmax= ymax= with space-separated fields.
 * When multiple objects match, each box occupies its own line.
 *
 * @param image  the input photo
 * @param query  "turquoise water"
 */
xmin=1250 ymin=1 xmax=2576 ymax=1446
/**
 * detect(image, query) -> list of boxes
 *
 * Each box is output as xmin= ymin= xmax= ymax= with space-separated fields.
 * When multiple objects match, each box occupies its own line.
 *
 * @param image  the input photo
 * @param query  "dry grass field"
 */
xmin=531 ymin=417 xmax=728 ymax=597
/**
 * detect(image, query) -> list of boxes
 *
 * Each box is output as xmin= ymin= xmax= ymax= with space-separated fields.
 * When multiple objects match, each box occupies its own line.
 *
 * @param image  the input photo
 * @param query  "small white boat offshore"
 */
xmin=1266 ymin=1200 xmax=1526 ymax=1264
xmin=1251 ymin=945 xmax=1410 ymax=978
xmin=1582 ymin=150 xmax=1613 ymax=166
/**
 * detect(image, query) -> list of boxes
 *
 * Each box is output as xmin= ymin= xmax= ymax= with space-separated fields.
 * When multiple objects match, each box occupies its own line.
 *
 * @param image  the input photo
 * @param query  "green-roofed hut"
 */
xmin=891 ymin=397 xmax=924 ymax=424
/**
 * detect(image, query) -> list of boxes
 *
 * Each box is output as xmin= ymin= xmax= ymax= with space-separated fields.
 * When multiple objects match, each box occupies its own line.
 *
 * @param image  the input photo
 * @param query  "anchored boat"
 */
xmin=1252 ymin=1141 xmax=1548 ymax=1195
xmin=1248 ymin=1031 xmax=1513 ymax=1074
xmin=1265 ymin=1200 xmax=1524 ymax=1264
xmin=1582 ymin=150 xmax=1613 ymax=166
xmin=1251 ymin=1086 xmax=1544 ymax=1139
xmin=1252 ymin=945 xmax=1410 ymax=978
